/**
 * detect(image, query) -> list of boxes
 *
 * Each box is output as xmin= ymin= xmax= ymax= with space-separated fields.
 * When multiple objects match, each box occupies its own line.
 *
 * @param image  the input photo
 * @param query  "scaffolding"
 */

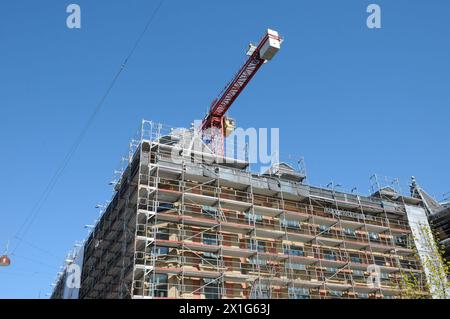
xmin=78 ymin=120 xmax=430 ymax=299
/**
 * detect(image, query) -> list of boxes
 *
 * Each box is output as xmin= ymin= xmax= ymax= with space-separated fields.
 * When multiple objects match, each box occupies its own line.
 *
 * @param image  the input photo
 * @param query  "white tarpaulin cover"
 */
xmin=405 ymin=205 xmax=449 ymax=299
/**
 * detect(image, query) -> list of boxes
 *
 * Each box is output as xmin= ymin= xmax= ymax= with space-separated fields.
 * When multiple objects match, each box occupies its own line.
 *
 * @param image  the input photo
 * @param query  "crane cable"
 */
xmin=8 ymin=0 xmax=166 ymax=257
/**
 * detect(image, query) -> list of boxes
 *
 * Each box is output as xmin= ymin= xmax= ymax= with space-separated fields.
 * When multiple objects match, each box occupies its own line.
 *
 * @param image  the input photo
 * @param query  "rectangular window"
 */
xmin=284 ymin=245 xmax=304 ymax=256
xmin=203 ymin=279 xmax=220 ymax=299
xmin=203 ymin=233 xmax=218 ymax=246
xmin=353 ymin=270 xmax=364 ymax=277
xmin=374 ymin=256 xmax=385 ymax=266
xmin=247 ymin=239 xmax=266 ymax=252
xmin=287 ymin=263 xmax=306 ymax=271
xmin=256 ymin=241 xmax=266 ymax=253
xmin=154 ymin=274 xmax=168 ymax=298
xmin=244 ymin=212 xmax=263 ymax=222
xmin=400 ymin=260 xmax=415 ymax=269
xmin=368 ymin=232 xmax=380 ymax=242
xmin=328 ymin=290 xmax=343 ymax=297
xmin=319 ymin=225 xmax=329 ymax=233
xmin=323 ymin=250 xmax=336 ymax=261
xmin=350 ymin=253 xmax=361 ymax=263
xmin=288 ymin=287 xmax=309 ymax=299
xmin=249 ymin=257 xmax=267 ymax=266
xmin=325 ymin=267 xmax=337 ymax=274
xmin=202 ymin=252 xmax=218 ymax=266
xmin=344 ymin=228 xmax=356 ymax=237
xmin=251 ymin=284 xmax=270 ymax=298
xmin=247 ymin=239 xmax=256 ymax=250
xmin=380 ymin=272 xmax=389 ymax=280
xmin=157 ymin=203 xmax=174 ymax=212
xmin=202 ymin=205 xmax=218 ymax=218
xmin=156 ymin=246 xmax=169 ymax=255
xmin=156 ymin=228 xmax=169 ymax=240
xmin=394 ymin=235 xmax=407 ymax=246
xmin=281 ymin=219 xmax=300 ymax=230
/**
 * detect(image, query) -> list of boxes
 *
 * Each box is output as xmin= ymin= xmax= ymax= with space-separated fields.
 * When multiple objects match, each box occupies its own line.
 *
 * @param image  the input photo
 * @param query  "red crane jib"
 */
xmin=200 ymin=32 xmax=276 ymax=132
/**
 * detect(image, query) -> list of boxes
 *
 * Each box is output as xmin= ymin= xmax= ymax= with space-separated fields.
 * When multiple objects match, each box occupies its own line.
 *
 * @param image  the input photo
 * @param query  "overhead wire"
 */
xmin=10 ymin=0 xmax=166 ymax=255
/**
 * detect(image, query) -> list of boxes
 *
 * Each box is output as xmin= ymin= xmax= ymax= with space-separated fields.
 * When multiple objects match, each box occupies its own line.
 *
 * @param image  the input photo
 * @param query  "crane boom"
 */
xmin=200 ymin=29 xmax=282 ymax=155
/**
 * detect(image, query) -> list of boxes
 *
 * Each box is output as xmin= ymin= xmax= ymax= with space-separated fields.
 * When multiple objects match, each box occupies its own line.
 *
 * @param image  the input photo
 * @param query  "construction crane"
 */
xmin=200 ymin=29 xmax=283 ymax=155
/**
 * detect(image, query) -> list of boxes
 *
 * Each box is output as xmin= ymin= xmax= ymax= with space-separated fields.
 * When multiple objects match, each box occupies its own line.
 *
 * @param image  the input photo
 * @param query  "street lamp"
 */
xmin=0 ymin=241 xmax=11 ymax=267
xmin=0 ymin=254 xmax=10 ymax=267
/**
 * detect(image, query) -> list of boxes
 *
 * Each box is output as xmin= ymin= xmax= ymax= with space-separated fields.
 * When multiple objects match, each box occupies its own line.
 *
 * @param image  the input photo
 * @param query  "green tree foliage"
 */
xmin=399 ymin=225 xmax=450 ymax=299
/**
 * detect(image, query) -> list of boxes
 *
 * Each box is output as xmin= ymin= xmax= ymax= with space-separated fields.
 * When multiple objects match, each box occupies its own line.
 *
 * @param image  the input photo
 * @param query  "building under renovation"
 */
xmin=47 ymin=120 xmax=444 ymax=299
xmin=50 ymin=29 xmax=447 ymax=299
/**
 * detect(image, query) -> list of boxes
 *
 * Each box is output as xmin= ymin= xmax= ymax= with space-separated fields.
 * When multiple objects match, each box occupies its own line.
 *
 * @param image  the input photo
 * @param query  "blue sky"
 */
xmin=1 ymin=0 xmax=449 ymax=298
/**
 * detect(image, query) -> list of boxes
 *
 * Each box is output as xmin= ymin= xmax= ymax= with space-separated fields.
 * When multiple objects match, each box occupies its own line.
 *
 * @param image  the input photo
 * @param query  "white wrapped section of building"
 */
xmin=405 ymin=205 xmax=449 ymax=299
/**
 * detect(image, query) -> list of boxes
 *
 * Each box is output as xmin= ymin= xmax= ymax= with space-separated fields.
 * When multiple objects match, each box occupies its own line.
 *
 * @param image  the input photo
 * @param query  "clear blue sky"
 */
xmin=1 ymin=0 xmax=449 ymax=298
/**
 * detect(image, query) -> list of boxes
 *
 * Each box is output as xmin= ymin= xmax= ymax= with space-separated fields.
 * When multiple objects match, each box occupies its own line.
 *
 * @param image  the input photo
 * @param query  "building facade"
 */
xmin=67 ymin=120 xmax=435 ymax=299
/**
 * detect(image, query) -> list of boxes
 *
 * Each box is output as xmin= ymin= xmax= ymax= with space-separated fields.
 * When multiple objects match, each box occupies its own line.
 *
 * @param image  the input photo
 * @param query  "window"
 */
xmin=247 ymin=239 xmax=256 ymax=250
xmin=244 ymin=212 xmax=263 ymax=223
xmin=287 ymin=263 xmax=306 ymax=271
xmin=202 ymin=205 xmax=218 ymax=218
xmin=328 ymin=290 xmax=343 ymax=297
xmin=156 ymin=228 xmax=169 ymax=240
xmin=343 ymin=228 xmax=356 ymax=237
xmin=203 ymin=279 xmax=220 ymax=299
xmin=284 ymin=245 xmax=304 ymax=257
xmin=380 ymin=272 xmax=389 ymax=280
xmin=349 ymin=253 xmax=361 ymax=263
xmin=203 ymin=233 xmax=218 ymax=246
xmin=288 ymin=287 xmax=309 ymax=299
xmin=156 ymin=246 xmax=169 ymax=255
xmin=319 ymin=225 xmax=329 ymax=233
xmin=325 ymin=267 xmax=337 ymax=274
xmin=353 ymin=270 xmax=364 ymax=277
xmin=358 ymin=292 xmax=369 ymax=299
xmin=323 ymin=250 xmax=336 ymax=261
xmin=368 ymin=232 xmax=380 ymax=242
xmin=282 ymin=219 xmax=300 ymax=230
xmin=157 ymin=203 xmax=174 ymax=212
xmin=256 ymin=241 xmax=266 ymax=253
xmin=247 ymin=239 xmax=266 ymax=252
xmin=202 ymin=252 xmax=218 ymax=266
xmin=374 ymin=256 xmax=385 ymax=266
xmin=394 ymin=235 xmax=407 ymax=247
xmin=400 ymin=260 xmax=415 ymax=269
xmin=154 ymin=274 xmax=168 ymax=298
xmin=249 ymin=257 xmax=267 ymax=266
xmin=251 ymin=284 xmax=270 ymax=298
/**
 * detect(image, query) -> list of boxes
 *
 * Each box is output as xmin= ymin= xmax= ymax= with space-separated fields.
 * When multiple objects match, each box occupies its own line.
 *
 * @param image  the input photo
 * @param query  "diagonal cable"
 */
xmin=11 ymin=0 xmax=166 ymax=255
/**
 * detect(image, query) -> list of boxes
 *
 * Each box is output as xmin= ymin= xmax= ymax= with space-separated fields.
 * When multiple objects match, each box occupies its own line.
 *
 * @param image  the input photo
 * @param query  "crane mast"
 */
xmin=200 ymin=29 xmax=283 ymax=155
